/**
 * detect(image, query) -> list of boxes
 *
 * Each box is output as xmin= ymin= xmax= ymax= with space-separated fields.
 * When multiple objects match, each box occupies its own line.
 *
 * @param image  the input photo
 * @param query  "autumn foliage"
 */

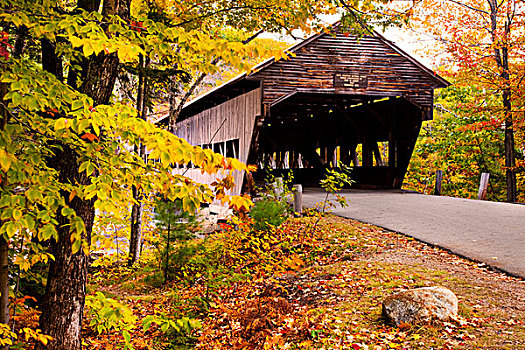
xmin=81 ymin=213 xmax=525 ymax=349
xmin=402 ymin=0 xmax=525 ymax=201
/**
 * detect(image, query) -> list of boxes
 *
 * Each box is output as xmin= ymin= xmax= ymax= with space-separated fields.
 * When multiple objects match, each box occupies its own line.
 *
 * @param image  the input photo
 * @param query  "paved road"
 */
xmin=302 ymin=188 xmax=525 ymax=279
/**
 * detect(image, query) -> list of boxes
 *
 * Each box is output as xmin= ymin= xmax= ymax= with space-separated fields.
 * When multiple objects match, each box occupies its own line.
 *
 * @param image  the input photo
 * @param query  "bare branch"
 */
xmin=434 ymin=103 xmax=461 ymax=118
xmin=337 ymin=0 xmax=375 ymax=36
xmin=242 ymin=29 xmax=264 ymax=44
xmin=174 ymin=5 xmax=274 ymax=27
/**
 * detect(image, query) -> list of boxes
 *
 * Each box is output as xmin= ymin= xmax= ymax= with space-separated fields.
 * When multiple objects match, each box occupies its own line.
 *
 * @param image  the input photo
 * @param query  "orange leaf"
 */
xmin=81 ymin=133 xmax=98 ymax=142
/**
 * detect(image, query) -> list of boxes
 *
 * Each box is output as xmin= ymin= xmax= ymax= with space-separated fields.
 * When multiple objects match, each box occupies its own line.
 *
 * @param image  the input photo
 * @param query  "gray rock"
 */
xmin=382 ymin=286 xmax=458 ymax=326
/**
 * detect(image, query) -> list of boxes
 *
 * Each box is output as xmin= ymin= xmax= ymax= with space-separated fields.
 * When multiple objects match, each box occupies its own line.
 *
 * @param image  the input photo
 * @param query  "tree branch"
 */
xmin=447 ymin=0 xmax=489 ymax=15
xmin=174 ymin=5 xmax=274 ymax=27
xmin=337 ymin=0 xmax=375 ymax=36
xmin=168 ymin=28 xmax=264 ymax=130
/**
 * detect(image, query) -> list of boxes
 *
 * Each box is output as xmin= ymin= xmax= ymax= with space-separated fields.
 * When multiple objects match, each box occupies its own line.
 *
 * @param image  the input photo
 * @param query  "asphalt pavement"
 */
xmin=302 ymin=188 xmax=525 ymax=279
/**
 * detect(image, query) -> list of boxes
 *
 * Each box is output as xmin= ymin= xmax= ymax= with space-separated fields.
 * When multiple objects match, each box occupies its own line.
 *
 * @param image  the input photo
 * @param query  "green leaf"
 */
xmin=142 ymin=320 xmax=152 ymax=331
xmin=122 ymin=330 xmax=131 ymax=344
xmin=79 ymin=161 xmax=89 ymax=173
xmin=86 ymin=162 xmax=95 ymax=176
xmin=28 ymin=97 xmax=40 ymax=111
xmin=12 ymin=209 xmax=22 ymax=221
xmin=26 ymin=189 xmax=43 ymax=202
xmin=45 ymin=23 xmax=56 ymax=32
xmin=72 ymin=99 xmax=83 ymax=110
xmin=41 ymin=224 xmax=57 ymax=240
xmin=20 ymin=215 xmax=35 ymax=230
xmin=78 ymin=119 xmax=91 ymax=133
xmin=160 ymin=152 xmax=171 ymax=165
xmin=71 ymin=239 xmax=81 ymax=254
xmin=11 ymin=92 xmax=23 ymax=106
xmin=5 ymin=222 xmax=16 ymax=238
xmin=61 ymin=207 xmax=75 ymax=217
xmin=74 ymin=218 xmax=85 ymax=234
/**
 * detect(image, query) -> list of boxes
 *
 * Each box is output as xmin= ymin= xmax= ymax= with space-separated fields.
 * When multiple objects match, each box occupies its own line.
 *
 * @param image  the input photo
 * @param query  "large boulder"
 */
xmin=382 ymin=286 xmax=458 ymax=326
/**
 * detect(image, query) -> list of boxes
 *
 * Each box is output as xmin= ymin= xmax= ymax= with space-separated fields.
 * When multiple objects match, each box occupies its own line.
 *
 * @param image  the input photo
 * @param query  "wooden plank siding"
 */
xmin=249 ymin=33 xmax=440 ymax=120
xmin=172 ymin=88 xmax=261 ymax=195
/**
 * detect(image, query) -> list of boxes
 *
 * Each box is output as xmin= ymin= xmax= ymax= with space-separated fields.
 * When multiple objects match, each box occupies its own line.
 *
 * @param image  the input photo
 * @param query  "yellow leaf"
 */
xmin=82 ymin=42 xmax=93 ymax=57
xmin=0 ymin=149 xmax=13 ymax=172
xmin=54 ymin=118 xmax=68 ymax=131
xmin=69 ymin=36 xmax=83 ymax=48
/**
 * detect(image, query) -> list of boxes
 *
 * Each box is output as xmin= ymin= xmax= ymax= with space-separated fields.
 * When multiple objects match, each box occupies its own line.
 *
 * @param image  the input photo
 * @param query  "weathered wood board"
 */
xmin=173 ymin=88 xmax=261 ymax=195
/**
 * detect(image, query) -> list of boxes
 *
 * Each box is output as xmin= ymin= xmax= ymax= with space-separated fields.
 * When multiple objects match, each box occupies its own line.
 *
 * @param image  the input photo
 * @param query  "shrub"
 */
xmin=249 ymin=198 xmax=287 ymax=231
xmin=153 ymin=198 xmax=200 ymax=281
xmin=85 ymin=292 xmax=137 ymax=349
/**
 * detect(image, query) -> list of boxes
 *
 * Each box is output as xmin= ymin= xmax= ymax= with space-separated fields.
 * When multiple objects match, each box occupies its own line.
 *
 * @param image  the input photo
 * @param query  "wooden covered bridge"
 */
xmin=161 ymin=25 xmax=449 ymax=195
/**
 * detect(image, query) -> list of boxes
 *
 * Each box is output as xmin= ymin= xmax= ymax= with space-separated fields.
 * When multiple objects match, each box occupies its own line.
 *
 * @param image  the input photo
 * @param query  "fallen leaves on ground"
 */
xmin=86 ymin=215 xmax=525 ymax=349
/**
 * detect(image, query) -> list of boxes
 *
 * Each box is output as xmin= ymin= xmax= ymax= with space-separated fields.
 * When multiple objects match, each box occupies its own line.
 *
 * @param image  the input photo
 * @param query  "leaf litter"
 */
xmin=86 ymin=215 xmax=525 ymax=349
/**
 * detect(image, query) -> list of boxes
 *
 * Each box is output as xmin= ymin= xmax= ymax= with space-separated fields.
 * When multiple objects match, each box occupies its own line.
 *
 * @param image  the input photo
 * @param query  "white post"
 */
xmin=274 ymin=177 xmax=283 ymax=200
xmin=293 ymin=184 xmax=303 ymax=214
xmin=478 ymin=172 xmax=490 ymax=200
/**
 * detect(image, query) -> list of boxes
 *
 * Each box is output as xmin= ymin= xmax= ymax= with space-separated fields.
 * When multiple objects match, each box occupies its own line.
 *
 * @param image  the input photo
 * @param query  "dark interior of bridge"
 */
xmin=251 ymin=92 xmax=424 ymax=189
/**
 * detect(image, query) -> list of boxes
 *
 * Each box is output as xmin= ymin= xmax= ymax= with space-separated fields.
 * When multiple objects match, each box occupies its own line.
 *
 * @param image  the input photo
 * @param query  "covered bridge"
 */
xmin=162 ymin=26 xmax=449 ymax=195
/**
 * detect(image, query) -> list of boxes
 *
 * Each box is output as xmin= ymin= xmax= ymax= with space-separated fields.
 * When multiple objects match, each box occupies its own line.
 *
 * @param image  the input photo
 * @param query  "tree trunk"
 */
xmin=37 ymin=1 xmax=130 ymax=348
xmin=128 ymin=184 xmax=143 ymax=266
xmin=0 ymin=23 xmax=28 ymax=341
xmin=0 ymin=79 xmax=10 ymax=337
xmin=488 ymin=0 xmax=517 ymax=202
xmin=168 ymin=79 xmax=179 ymax=132
xmin=503 ymin=89 xmax=517 ymax=202
xmin=169 ymin=67 xmax=212 ymax=132
xmin=164 ymin=223 xmax=170 ymax=282
xmin=500 ymin=19 xmax=516 ymax=202
xmin=128 ymin=56 xmax=148 ymax=267
xmin=0 ymin=236 xmax=8 ymax=327
xmin=0 ymin=157 xmax=8 ymax=345
xmin=37 ymin=148 xmax=94 ymax=350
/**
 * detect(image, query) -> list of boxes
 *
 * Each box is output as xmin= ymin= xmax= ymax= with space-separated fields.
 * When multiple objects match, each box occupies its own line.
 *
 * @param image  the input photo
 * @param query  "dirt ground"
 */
xmin=317 ymin=216 xmax=525 ymax=349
